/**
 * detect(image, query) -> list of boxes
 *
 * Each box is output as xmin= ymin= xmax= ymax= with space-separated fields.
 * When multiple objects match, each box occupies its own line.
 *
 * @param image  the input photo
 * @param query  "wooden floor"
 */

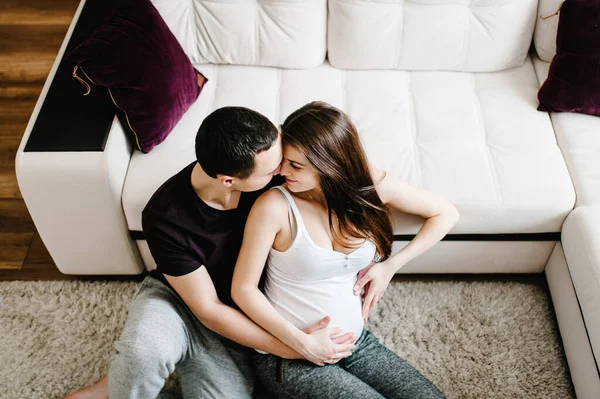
xmin=0 ymin=0 xmax=89 ymax=280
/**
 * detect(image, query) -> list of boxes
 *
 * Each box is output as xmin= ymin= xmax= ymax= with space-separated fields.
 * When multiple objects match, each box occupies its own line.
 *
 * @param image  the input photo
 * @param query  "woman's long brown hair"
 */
xmin=281 ymin=101 xmax=393 ymax=260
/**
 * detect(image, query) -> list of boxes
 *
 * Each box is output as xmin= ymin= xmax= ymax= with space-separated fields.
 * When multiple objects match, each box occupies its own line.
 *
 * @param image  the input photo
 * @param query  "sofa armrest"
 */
xmin=24 ymin=0 xmax=118 ymax=152
xmin=561 ymin=206 xmax=600 ymax=379
xmin=546 ymin=242 xmax=600 ymax=399
xmin=15 ymin=0 xmax=143 ymax=275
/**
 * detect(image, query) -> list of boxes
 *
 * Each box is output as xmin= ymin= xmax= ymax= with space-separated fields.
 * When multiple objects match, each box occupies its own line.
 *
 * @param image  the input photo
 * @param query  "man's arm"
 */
xmin=165 ymin=268 xmax=299 ymax=359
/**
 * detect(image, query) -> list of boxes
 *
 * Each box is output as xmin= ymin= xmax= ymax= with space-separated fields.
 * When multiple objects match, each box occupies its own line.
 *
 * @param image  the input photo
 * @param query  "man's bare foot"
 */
xmin=65 ymin=376 xmax=108 ymax=399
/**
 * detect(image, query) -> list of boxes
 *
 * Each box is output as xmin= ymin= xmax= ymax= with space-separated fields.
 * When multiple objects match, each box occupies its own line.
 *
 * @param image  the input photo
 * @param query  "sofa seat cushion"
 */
xmin=122 ymin=56 xmax=575 ymax=234
xmin=533 ymin=54 xmax=600 ymax=207
xmin=561 ymin=205 xmax=600 ymax=367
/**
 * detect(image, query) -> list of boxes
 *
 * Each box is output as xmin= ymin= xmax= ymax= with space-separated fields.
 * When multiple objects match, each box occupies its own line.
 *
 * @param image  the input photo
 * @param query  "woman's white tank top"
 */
xmin=263 ymin=186 xmax=377 ymax=341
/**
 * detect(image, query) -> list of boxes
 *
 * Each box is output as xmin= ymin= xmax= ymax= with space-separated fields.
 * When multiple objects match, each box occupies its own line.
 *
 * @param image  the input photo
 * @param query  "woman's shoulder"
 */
xmin=369 ymin=163 xmax=387 ymax=184
xmin=250 ymin=186 xmax=290 ymax=220
xmin=369 ymin=163 xmax=390 ymax=203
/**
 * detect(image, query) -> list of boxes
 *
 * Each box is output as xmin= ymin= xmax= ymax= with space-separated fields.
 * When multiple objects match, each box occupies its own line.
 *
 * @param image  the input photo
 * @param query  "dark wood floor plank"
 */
xmin=0 ymin=95 xmax=39 ymax=115
xmin=0 ymin=0 xmax=79 ymax=22
xmin=0 ymin=232 xmax=32 ymax=269
xmin=0 ymin=230 xmax=145 ymax=281
xmin=0 ymin=166 xmax=22 ymax=199
xmin=0 ymin=85 xmax=43 ymax=101
xmin=0 ymin=58 xmax=57 ymax=85
xmin=0 ymin=137 xmax=21 ymax=165
xmin=0 ymin=87 xmax=47 ymax=200
xmin=0 ymin=11 xmax=73 ymax=26
xmin=1 ymin=97 xmax=39 ymax=138
xmin=0 ymin=199 xmax=35 ymax=269
xmin=0 ymin=24 xmax=70 ymax=85
xmin=0 ymin=2 xmax=77 ymax=26
xmin=21 ymin=229 xmax=54 ymax=265
xmin=0 ymin=25 xmax=69 ymax=53
xmin=0 ymin=198 xmax=33 ymax=231
xmin=1 ymin=230 xmax=72 ymax=279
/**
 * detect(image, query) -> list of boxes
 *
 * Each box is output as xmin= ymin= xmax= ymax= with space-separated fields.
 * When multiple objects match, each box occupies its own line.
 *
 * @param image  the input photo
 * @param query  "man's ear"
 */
xmin=216 ymin=174 xmax=234 ymax=188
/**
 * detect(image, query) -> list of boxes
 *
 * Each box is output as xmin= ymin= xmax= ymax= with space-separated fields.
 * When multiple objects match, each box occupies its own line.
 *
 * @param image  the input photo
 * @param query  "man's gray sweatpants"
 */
xmin=108 ymin=276 xmax=254 ymax=399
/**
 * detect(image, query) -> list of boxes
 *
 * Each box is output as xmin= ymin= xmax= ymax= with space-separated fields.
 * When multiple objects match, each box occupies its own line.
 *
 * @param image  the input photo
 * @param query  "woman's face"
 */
xmin=279 ymin=144 xmax=320 ymax=193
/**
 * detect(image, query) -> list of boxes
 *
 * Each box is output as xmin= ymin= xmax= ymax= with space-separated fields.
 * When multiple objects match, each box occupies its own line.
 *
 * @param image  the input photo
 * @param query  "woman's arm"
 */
xmin=355 ymin=165 xmax=460 ymax=319
xmin=372 ymin=164 xmax=460 ymax=272
xmin=231 ymin=190 xmax=355 ymax=365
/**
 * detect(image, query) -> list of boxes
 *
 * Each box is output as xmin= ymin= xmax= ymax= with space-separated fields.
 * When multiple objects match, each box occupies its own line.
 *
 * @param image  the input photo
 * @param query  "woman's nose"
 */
xmin=279 ymin=164 xmax=290 ymax=176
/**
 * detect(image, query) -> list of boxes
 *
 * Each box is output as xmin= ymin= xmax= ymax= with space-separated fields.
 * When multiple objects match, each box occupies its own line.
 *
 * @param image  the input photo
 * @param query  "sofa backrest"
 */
xmin=327 ymin=0 xmax=539 ymax=72
xmin=152 ymin=0 xmax=327 ymax=69
xmin=152 ymin=0 xmax=545 ymax=72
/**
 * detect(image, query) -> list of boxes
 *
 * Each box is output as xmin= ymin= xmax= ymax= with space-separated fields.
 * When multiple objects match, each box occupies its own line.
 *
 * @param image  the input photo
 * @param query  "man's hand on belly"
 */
xmin=282 ymin=316 xmax=358 ymax=360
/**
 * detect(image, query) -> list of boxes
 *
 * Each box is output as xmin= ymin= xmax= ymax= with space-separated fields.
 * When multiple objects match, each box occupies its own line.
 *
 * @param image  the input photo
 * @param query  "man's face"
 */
xmin=234 ymin=135 xmax=283 ymax=192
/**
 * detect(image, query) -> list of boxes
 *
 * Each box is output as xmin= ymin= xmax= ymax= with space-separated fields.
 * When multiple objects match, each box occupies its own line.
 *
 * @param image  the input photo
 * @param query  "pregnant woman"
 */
xmin=232 ymin=101 xmax=457 ymax=398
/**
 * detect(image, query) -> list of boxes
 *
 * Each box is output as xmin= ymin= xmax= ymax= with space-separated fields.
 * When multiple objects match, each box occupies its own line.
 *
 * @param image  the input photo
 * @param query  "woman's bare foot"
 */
xmin=65 ymin=376 xmax=108 ymax=399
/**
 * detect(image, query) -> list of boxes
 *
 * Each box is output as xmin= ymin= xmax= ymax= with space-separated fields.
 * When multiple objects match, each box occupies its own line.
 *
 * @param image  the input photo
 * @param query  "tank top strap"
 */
xmin=270 ymin=186 xmax=307 ymax=236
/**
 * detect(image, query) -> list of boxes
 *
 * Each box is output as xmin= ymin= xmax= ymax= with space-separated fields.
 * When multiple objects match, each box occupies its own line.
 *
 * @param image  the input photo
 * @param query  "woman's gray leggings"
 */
xmin=253 ymin=330 xmax=446 ymax=399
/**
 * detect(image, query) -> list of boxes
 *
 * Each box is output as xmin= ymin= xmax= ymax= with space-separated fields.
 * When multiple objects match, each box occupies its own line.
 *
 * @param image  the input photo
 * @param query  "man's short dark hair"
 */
xmin=195 ymin=107 xmax=279 ymax=178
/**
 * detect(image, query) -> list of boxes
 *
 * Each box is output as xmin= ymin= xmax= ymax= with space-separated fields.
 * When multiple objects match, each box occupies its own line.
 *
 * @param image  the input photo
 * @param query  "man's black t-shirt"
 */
xmin=142 ymin=161 xmax=281 ymax=307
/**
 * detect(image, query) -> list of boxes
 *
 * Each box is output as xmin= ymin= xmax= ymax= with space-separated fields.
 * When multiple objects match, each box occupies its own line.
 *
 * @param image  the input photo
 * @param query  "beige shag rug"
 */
xmin=0 ymin=278 xmax=574 ymax=399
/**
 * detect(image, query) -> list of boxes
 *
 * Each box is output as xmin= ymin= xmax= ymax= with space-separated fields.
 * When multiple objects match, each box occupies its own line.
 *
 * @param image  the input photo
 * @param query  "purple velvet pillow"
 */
xmin=67 ymin=0 xmax=206 ymax=152
xmin=537 ymin=0 xmax=600 ymax=117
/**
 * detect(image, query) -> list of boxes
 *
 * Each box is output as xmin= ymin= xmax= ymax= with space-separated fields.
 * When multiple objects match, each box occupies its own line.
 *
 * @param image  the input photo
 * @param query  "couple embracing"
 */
xmin=69 ymin=101 xmax=457 ymax=399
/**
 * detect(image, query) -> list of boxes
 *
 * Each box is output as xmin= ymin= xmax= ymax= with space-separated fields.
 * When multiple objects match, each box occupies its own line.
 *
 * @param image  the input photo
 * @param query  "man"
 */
xmin=67 ymin=107 xmax=356 ymax=399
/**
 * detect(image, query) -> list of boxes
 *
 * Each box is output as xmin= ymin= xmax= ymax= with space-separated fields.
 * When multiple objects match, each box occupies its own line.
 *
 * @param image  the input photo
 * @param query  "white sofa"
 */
xmin=15 ymin=0 xmax=600 ymax=396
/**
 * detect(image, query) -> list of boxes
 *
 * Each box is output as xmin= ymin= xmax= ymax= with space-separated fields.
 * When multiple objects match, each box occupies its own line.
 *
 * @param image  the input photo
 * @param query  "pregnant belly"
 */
xmin=265 ymin=278 xmax=366 ymax=339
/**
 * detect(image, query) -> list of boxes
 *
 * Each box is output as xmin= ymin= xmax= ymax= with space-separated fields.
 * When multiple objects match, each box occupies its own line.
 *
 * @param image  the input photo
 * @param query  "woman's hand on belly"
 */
xmin=353 ymin=261 xmax=396 ymax=321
